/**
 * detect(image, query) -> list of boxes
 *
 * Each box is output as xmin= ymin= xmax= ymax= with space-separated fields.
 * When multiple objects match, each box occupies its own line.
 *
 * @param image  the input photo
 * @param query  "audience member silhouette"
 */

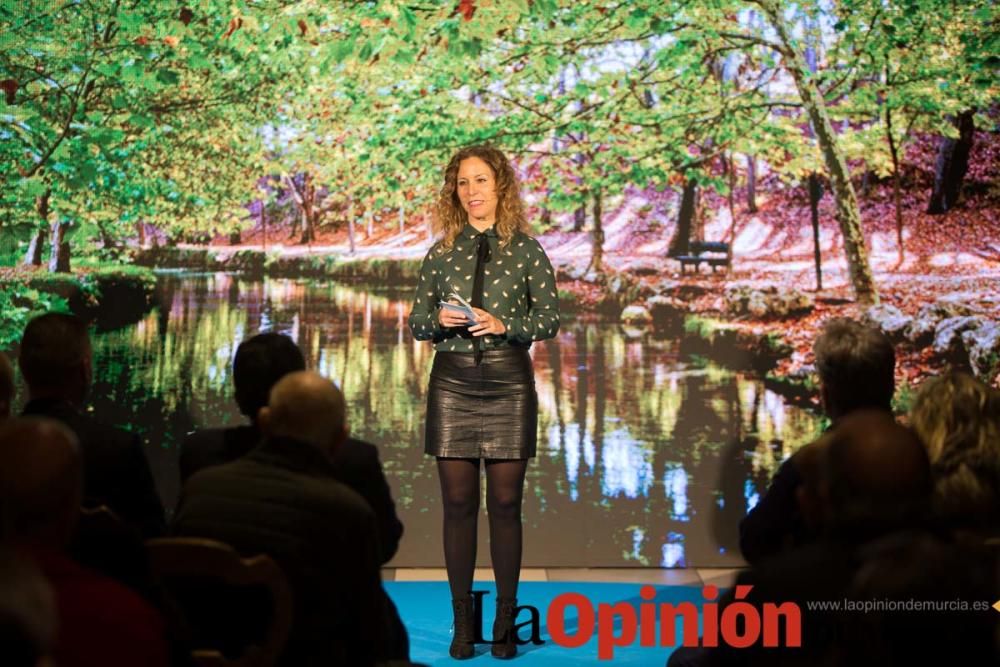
xmin=179 ymin=332 xmax=305 ymax=482
xmin=736 ymin=411 xmax=930 ymax=667
xmin=173 ymin=371 xmax=398 ymax=666
xmin=0 ymin=417 xmax=170 ymax=667
xmin=18 ymin=313 xmax=164 ymax=538
xmin=739 ymin=317 xmax=896 ymax=564
xmin=0 ymin=546 xmax=56 ymax=667
xmin=909 ymin=371 xmax=1000 ymax=536
xmin=669 ymin=411 xmax=932 ymax=667
xmin=180 ymin=332 xmax=404 ymax=563
xmin=839 ymin=532 xmax=998 ymax=666
xmin=0 ymin=351 xmax=13 ymax=421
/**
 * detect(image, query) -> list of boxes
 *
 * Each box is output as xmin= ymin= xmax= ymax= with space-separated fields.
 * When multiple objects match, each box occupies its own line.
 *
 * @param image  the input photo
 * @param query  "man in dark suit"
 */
xmin=174 ymin=372 xmax=393 ymax=666
xmin=180 ymin=332 xmax=404 ymax=563
xmin=19 ymin=313 xmax=164 ymax=539
xmin=179 ymin=332 xmax=305 ymax=481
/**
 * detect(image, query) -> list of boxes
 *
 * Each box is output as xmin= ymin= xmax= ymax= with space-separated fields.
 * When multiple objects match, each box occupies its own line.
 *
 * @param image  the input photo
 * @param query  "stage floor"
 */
xmin=383 ymin=567 xmax=741 ymax=588
xmin=384 ymin=568 xmax=735 ymax=667
xmin=385 ymin=569 xmax=740 ymax=666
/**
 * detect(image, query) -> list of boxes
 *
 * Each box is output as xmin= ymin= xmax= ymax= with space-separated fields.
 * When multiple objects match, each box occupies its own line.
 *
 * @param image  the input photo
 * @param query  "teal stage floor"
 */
xmin=386 ymin=581 xmax=706 ymax=666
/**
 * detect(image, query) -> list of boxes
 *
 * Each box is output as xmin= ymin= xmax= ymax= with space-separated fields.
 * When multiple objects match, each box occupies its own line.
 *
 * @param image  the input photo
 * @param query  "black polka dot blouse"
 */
xmin=408 ymin=223 xmax=561 ymax=351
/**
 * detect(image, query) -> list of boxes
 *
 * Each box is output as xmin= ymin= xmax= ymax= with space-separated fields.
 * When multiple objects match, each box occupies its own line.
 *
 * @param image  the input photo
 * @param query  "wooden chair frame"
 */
xmin=146 ymin=537 xmax=293 ymax=667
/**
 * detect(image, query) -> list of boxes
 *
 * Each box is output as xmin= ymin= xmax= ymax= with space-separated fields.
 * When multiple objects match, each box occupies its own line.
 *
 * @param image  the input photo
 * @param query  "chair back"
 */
xmin=146 ymin=537 xmax=292 ymax=667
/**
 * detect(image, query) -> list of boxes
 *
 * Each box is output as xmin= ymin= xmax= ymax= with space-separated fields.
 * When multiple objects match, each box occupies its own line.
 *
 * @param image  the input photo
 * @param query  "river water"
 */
xmin=89 ymin=272 xmax=822 ymax=567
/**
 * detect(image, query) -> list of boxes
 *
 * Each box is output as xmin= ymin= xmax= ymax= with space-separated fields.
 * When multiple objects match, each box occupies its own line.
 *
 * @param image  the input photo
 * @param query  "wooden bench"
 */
xmin=675 ymin=240 xmax=731 ymax=273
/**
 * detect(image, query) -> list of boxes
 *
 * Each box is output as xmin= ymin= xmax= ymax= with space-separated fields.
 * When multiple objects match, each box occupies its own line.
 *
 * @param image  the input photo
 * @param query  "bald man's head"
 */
xmin=822 ymin=410 xmax=931 ymax=540
xmin=0 ymin=418 xmax=82 ymax=547
xmin=258 ymin=371 xmax=347 ymax=455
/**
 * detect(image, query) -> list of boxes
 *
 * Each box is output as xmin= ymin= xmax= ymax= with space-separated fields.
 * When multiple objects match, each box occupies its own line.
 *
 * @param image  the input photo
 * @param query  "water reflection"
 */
xmin=90 ymin=273 xmax=823 ymax=567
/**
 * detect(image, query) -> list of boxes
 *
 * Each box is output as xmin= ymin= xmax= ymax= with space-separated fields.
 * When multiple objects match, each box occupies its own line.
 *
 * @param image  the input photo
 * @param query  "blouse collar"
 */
xmin=461 ymin=222 xmax=498 ymax=240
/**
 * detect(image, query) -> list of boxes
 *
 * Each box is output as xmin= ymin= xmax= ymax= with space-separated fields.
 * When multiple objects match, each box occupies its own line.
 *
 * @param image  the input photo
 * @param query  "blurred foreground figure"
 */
xmin=0 ymin=417 xmax=169 ymax=667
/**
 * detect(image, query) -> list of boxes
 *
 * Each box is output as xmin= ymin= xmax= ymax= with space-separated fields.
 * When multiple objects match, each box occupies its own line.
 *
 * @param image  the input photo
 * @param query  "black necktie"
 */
xmin=471 ymin=233 xmax=491 ymax=365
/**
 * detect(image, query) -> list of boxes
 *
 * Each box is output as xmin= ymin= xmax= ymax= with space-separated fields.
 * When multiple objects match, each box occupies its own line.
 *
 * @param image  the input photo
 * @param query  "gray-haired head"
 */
xmin=813 ymin=317 xmax=895 ymax=420
xmin=258 ymin=371 xmax=347 ymax=456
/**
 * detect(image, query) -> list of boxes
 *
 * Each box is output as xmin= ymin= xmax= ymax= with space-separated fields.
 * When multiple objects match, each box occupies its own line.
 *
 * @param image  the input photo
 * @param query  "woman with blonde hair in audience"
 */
xmin=909 ymin=371 xmax=1000 ymax=535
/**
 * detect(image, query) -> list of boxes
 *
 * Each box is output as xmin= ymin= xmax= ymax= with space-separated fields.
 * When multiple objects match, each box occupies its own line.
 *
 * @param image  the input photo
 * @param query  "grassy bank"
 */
xmin=134 ymin=247 xmax=423 ymax=283
xmin=0 ymin=264 xmax=157 ymax=346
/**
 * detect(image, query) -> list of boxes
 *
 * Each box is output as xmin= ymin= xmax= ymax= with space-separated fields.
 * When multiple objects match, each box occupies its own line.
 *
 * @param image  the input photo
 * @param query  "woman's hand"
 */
xmin=468 ymin=307 xmax=506 ymax=336
xmin=438 ymin=305 xmax=473 ymax=329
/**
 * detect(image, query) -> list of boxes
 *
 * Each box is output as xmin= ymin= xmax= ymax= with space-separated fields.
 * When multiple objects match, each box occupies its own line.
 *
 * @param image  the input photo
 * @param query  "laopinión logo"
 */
xmin=467 ymin=591 xmax=545 ymax=647
xmin=466 ymin=585 xmax=801 ymax=660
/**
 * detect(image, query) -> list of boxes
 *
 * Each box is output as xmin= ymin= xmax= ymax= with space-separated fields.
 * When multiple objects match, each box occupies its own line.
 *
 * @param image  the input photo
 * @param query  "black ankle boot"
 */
xmin=491 ymin=597 xmax=518 ymax=658
xmin=450 ymin=595 xmax=475 ymax=659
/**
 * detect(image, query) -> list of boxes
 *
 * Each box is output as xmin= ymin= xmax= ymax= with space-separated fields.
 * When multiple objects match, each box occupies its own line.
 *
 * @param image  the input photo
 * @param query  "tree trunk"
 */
xmin=48 ymin=221 xmax=70 ymax=273
xmin=885 ymin=106 xmax=905 ymax=264
xmin=746 ymin=154 xmax=758 ymax=213
xmin=809 ymin=173 xmax=823 ymax=291
xmin=261 ymin=201 xmax=267 ymax=251
xmin=299 ymin=174 xmax=316 ymax=245
xmin=398 ymin=205 xmax=405 ymax=235
xmin=693 ymin=186 xmax=705 ymax=243
xmin=229 ymin=229 xmax=241 ymax=245
xmin=572 ymin=149 xmax=587 ymax=231
xmin=860 ymin=169 xmax=876 ymax=198
xmin=347 ymin=215 xmax=356 ymax=254
xmin=96 ymin=221 xmax=117 ymax=250
xmin=725 ymin=153 xmax=737 ymax=242
xmin=366 ymin=209 xmax=374 ymax=238
xmin=927 ymin=110 xmax=974 ymax=214
xmin=137 ymin=222 xmax=146 ymax=248
xmin=668 ymin=179 xmax=698 ymax=257
xmin=24 ymin=230 xmax=45 ymax=266
xmin=299 ymin=209 xmax=313 ymax=244
xmin=24 ymin=189 xmax=50 ymax=266
xmin=588 ymin=188 xmax=604 ymax=274
xmin=573 ymin=202 xmax=586 ymax=232
xmin=760 ymin=0 xmax=878 ymax=304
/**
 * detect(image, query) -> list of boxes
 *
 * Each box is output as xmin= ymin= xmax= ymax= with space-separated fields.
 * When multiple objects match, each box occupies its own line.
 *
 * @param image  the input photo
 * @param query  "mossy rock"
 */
xmin=680 ymin=315 xmax=791 ymax=372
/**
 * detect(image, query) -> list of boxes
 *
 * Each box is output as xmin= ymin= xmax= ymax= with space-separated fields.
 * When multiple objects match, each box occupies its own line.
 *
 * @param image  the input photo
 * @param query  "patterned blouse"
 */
xmin=408 ymin=223 xmax=561 ymax=352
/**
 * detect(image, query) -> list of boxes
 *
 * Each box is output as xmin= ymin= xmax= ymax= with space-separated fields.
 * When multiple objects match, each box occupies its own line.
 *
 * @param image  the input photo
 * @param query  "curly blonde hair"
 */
xmin=434 ymin=145 xmax=529 ymax=251
xmin=909 ymin=371 xmax=1000 ymax=528
xmin=909 ymin=371 xmax=1000 ymax=465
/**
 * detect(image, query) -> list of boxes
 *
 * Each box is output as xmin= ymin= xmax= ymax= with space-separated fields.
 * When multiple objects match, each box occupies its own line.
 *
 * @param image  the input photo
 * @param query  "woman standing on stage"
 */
xmin=408 ymin=145 xmax=560 ymax=659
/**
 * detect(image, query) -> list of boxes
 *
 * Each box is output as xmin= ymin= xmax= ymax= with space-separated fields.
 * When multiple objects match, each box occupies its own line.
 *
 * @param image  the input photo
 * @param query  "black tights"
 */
xmin=437 ymin=457 xmax=528 ymax=601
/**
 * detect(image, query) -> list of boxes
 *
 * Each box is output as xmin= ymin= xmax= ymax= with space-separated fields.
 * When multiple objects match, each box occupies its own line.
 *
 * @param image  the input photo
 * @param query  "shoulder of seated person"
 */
xmin=181 ymin=427 xmax=226 ymax=445
xmin=789 ymin=441 xmax=821 ymax=467
xmin=335 ymin=437 xmax=378 ymax=462
xmin=83 ymin=418 xmax=139 ymax=446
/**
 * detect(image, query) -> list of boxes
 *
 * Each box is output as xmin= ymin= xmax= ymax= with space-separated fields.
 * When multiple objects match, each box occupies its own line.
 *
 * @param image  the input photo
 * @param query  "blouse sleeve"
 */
xmin=502 ymin=239 xmax=561 ymax=344
xmin=408 ymin=247 xmax=443 ymax=341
